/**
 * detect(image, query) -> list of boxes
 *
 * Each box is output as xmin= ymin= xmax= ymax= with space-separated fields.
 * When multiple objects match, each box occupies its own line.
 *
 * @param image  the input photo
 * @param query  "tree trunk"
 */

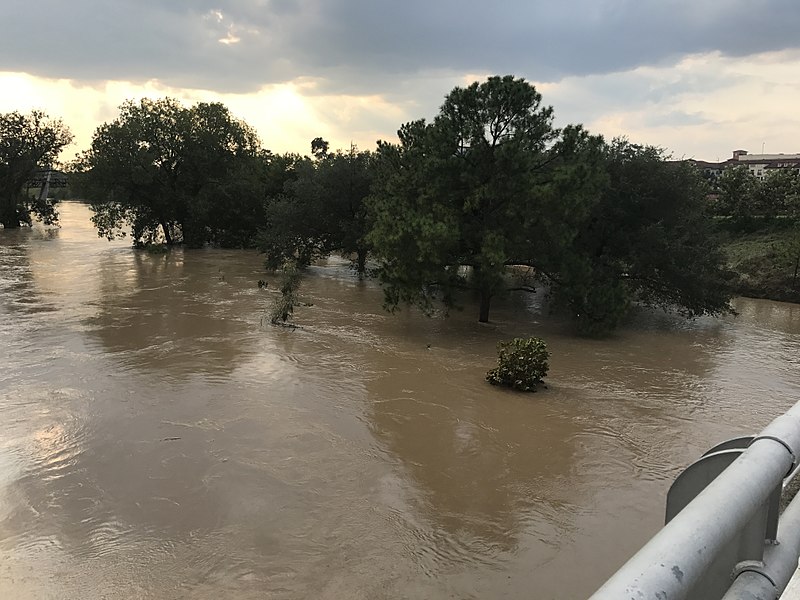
xmin=356 ymin=248 xmax=367 ymax=279
xmin=479 ymin=289 xmax=492 ymax=323
xmin=1 ymin=196 xmax=20 ymax=228
xmin=160 ymin=220 xmax=174 ymax=245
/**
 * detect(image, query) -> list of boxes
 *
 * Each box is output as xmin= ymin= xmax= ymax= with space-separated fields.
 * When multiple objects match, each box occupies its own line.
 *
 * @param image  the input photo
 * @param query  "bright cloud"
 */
xmin=539 ymin=49 xmax=800 ymax=159
xmin=0 ymin=72 xmax=410 ymax=160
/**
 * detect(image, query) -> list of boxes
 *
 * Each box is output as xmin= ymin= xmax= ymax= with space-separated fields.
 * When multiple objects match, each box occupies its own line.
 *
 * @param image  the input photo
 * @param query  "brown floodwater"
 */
xmin=1 ymin=201 xmax=799 ymax=599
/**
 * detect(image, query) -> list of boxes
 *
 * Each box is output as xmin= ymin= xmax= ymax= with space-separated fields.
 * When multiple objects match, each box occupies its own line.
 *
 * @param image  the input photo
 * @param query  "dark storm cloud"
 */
xmin=3 ymin=0 xmax=799 ymax=92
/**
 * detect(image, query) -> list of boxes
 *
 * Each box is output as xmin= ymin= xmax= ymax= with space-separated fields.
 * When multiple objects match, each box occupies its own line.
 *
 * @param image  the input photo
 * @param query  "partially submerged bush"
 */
xmin=270 ymin=260 xmax=302 ymax=325
xmin=486 ymin=337 xmax=549 ymax=392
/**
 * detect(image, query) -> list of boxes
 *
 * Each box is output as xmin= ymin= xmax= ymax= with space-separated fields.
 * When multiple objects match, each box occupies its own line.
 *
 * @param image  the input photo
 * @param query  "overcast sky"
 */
xmin=2 ymin=0 xmax=799 ymax=161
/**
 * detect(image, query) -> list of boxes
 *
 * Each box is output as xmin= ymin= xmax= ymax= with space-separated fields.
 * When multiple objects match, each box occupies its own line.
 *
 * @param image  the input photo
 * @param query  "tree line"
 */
xmin=0 ymin=75 xmax=736 ymax=333
xmin=711 ymin=165 xmax=800 ymax=229
xmin=709 ymin=164 xmax=800 ymax=297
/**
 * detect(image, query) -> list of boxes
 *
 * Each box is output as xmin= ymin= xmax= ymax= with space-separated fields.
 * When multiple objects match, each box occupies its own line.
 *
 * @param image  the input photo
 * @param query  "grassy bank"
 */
xmin=721 ymin=225 xmax=800 ymax=303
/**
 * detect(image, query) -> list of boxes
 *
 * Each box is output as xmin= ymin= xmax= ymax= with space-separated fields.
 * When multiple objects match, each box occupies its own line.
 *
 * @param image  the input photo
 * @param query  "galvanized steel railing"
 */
xmin=589 ymin=400 xmax=800 ymax=600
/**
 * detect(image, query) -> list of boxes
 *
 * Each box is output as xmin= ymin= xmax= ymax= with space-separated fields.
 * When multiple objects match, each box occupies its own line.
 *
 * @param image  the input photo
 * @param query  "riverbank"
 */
xmin=722 ymin=225 xmax=800 ymax=304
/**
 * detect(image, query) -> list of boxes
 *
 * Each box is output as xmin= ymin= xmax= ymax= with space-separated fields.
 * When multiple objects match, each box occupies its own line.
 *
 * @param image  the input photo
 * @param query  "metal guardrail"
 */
xmin=589 ymin=400 xmax=800 ymax=600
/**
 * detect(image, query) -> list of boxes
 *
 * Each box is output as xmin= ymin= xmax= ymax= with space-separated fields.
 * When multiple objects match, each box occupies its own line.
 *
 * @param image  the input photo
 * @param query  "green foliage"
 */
xmin=77 ymin=98 xmax=266 ymax=247
xmin=310 ymin=137 xmax=329 ymax=160
xmin=259 ymin=143 xmax=375 ymax=276
xmin=756 ymin=169 xmax=799 ymax=221
xmin=785 ymin=227 xmax=800 ymax=293
xmin=0 ymin=110 xmax=73 ymax=228
xmin=713 ymin=167 xmax=800 ymax=230
xmin=368 ymin=77 xmax=734 ymax=331
xmin=553 ymin=140 xmax=735 ymax=334
xmin=259 ymin=156 xmax=328 ymax=270
xmin=316 ymin=145 xmax=375 ymax=275
xmin=714 ymin=166 xmax=759 ymax=229
xmin=269 ymin=260 xmax=302 ymax=324
xmin=486 ymin=338 xmax=550 ymax=392
xmin=368 ymin=75 xmax=607 ymax=323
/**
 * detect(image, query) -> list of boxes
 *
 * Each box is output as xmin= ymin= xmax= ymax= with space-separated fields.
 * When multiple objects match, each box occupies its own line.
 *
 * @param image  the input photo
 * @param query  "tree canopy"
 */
xmin=0 ymin=110 xmax=73 ymax=228
xmin=712 ymin=166 xmax=800 ymax=228
xmin=367 ymin=75 xmax=606 ymax=322
xmin=78 ymin=98 xmax=266 ymax=247
xmin=552 ymin=140 xmax=734 ymax=333
xmin=259 ymin=142 xmax=375 ymax=276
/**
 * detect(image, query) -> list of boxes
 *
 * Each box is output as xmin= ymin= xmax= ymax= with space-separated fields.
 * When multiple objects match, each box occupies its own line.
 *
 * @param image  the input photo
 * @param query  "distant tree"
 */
xmin=715 ymin=166 xmax=759 ymax=228
xmin=263 ymin=152 xmax=305 ymax=199
xmin=78 ymin=98 xmax=265 ymax=247
xmin=310 ymin=137 xmax=329 ymax=160
xmin=0 ymin=110 xmax=72 ymax=228
xmin=756 ymin=169 xmax=800 ymax=221
xmin=367 ymin=75 xmax=606 ymax=322
xmin=178 ymin=102 xmax=268 ymax=247
xmin=79 ymin=98 xmax=185 ymax=244
xmin=786 ymin=173 xmax=800 ymax=223
xmin=788 ymin=227 xmax=800 ymax=292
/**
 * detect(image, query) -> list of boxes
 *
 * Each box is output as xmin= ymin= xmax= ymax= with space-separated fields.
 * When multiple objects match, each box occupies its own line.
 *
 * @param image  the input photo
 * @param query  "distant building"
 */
xmin=689 ymin=150 xmax=800 ymax=181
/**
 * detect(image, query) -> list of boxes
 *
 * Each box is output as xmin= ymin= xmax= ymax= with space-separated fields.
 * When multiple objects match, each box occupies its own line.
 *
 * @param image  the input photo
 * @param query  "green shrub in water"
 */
xmin=486 ymin=337 xmax=549 ymax=392
xmin=270 ymin=260 xmax=302 ymax=325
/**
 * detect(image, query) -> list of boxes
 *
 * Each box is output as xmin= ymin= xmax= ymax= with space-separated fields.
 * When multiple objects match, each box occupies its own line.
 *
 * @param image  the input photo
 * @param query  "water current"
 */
xmin=1 ymin=201 xmax=799 ymax=599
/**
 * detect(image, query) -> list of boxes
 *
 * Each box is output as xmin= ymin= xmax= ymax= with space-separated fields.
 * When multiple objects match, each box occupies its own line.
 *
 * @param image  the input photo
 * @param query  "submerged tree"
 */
xmin=78 ymin=98 xmax=266 ymax=247
xmin=315 ymin=145 xmax=375 ymax=275
xmin=269 ymin=259 xmax=303 ymax=325
xmin=259 ymin=155 xmax=326 ymax=269
xmin=0 ymin=110 xmax=72 ymax=228
xmin=368 ymin=75 xmax=605 ymax=322
xmin=259 ymin=142 xmax=375 ymax=276
xmin=551 ymin=140 xmax=735 ymax=334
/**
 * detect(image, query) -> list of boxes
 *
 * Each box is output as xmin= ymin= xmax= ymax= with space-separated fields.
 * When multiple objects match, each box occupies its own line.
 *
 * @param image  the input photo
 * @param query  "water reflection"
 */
xmin=86 ymin=247 xmax=264 ymax=380
xmin=0 ymin=228 xmax=60 ymax=317
xmin=367 ymin=369 xmax=580 ymax=566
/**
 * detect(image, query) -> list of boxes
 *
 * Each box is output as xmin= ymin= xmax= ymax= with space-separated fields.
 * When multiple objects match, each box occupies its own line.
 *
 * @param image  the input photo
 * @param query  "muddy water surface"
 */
xmin=1 ymin=202 xmax=799 ymax=599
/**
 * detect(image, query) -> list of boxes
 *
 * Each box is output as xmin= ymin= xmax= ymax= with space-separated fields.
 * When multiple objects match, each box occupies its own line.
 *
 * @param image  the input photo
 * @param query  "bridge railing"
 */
xmin=26 ymin=168 xmax=68 ymax=189
xmin=589 ymin=400 xmax=800 ymax=600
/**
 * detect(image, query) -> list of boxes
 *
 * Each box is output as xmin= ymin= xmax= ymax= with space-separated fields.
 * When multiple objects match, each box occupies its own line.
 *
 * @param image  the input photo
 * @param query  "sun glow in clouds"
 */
xmin=218 ymin=32 xmax=241 ymax=45
xmin=0 ymin=72 xmax=397 ymax=160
